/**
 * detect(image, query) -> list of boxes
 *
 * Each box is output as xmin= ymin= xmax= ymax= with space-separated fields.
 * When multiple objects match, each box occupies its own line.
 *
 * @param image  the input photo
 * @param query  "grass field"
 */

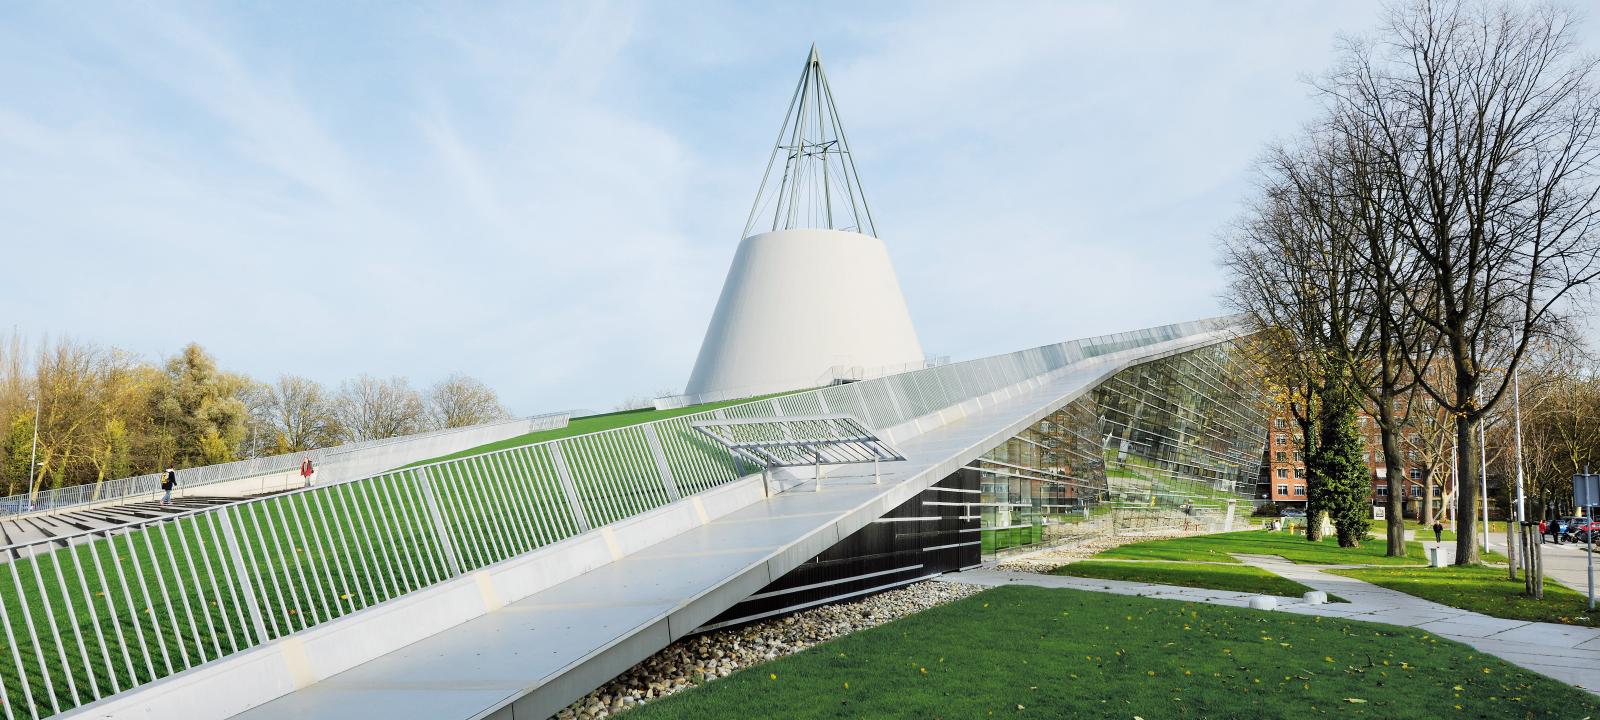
xmin=1330 ymin=564 xmax=1600 ymax=627
xmin=625 ymin=585 xmax=1594 ymax=719
xmin=411 ymin=391 xmax=804 ymax=466
xmin=1097 ymin=529 xmax=1505 ymax=565
xmin=1052 ymin=559 xmax=1325 ymax=598
xmin=0 ymin=388 xmax=807 ymax=718
xmin=0 ymin=476 xmax=469 ymax=718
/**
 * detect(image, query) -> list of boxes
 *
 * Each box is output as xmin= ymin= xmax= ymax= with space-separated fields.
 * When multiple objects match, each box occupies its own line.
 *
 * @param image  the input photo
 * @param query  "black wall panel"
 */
xmin=702 ymin=468 xmax=981 ymax=630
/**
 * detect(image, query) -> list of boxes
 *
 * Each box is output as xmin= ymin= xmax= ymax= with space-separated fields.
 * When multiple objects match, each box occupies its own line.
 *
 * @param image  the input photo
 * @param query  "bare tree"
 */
xmin=1329 ymin=0 xmax=1600 ymax=564
xmin=258 ymin=375 xmax=341 ymax=452
xmin=1224 ymin=132 xmax=1387 ymax=544
xmin=333 ymin=375 xmax=425 ymax=443
xmin=425 ymin=374 xmax=510 ymax=429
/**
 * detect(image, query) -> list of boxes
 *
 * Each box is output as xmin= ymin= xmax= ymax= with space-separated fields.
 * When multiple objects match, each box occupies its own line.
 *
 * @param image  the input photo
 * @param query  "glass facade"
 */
xmin=977 ymin=342 xmax=1267 ymax=555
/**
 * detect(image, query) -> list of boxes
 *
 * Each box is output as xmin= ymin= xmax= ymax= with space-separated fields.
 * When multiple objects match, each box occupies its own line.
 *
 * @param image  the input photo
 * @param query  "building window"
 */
xmin=1410 ymin=468 xmax=1423 ymax=480
xmin=1276 ymin=435 xmax=1287 ymax=446
xmin=1277 ymin=484 xmax=1289 ymax=495
xmin=1377 ymin=486 xmax=1388 ymax=496
xmin=1294 ymin=452 xmax=1303 ymax=461
xmin=1275 ymin=418 xmax=1287 ymax=429
xmin=1277 ymin=468 xmax=1288 ymax=479
xmin=1275 ymin=451 xmax=1287 ymax=462
xmin=1294 ymin=468 xmax=1305 ymax=479
xmin=1294 ymin=486 xmax=1306 ymax=496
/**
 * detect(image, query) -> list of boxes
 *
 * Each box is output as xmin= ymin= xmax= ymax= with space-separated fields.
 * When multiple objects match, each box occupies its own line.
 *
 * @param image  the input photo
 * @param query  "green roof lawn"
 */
xmin=408 ymin=389 xmax=806 ymax=466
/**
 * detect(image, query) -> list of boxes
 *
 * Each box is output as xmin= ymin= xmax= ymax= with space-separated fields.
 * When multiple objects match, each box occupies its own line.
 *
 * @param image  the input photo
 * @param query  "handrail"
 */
xmin=0 ymin=412 xmax=568 ymax=520
xmin=0 ymin=316 xmax=1243 ymax=720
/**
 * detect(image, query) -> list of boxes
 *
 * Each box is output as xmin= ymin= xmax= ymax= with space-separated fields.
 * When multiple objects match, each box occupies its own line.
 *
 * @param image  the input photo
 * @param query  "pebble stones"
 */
xmin=552 ymin=581 xmax=984 ymax=719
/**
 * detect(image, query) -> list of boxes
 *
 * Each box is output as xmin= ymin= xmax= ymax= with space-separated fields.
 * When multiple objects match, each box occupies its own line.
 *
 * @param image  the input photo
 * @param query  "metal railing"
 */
xmin=0 ymin=414 xmax=570 ymax=521
xmin=652 ymin=356 xmax=951 ymax=410
xmin=0 ymin=317 xmax=1236 ymax=719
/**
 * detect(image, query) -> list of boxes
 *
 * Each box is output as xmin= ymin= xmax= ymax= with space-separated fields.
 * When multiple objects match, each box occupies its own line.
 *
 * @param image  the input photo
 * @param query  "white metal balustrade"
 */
xmin=0 ymin=413 xmax=570 ymax=521
xmin=0 ymin=317 xmax=1235 ymax=720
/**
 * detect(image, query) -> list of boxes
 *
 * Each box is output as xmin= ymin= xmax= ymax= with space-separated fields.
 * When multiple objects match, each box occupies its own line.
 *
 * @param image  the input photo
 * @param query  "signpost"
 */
xmin=1574 ymin=472 xmax=1599 ymax=610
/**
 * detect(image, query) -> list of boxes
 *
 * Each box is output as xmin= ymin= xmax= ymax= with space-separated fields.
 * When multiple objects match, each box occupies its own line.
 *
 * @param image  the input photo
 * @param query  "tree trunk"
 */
xmin=1506 ymin=507 xmax=1518 ymax=581
xmin=1376 ymin=397 xmax=1406 ymax=556
xmin=1422 ymin=470 xmax=1435 ymax=525
xmin=1455 ymin=415 xmax=1481 ymax=565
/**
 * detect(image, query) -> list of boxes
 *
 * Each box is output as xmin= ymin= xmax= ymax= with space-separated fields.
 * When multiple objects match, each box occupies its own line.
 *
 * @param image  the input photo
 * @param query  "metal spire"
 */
xmin=742 ymin=45 xmax=878 ymax=239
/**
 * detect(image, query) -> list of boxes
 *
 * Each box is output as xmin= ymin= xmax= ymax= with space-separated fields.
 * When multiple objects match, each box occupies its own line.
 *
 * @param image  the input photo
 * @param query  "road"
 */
xmin=1473 ymin=533 xmax=1600 ymax=599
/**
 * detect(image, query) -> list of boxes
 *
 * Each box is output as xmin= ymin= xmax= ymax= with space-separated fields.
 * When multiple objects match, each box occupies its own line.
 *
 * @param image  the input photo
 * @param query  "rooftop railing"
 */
xmin=0 ymin=316 xmax=1237 ymax=719
xmin=0 ymin=413 xmax=570 ymax=521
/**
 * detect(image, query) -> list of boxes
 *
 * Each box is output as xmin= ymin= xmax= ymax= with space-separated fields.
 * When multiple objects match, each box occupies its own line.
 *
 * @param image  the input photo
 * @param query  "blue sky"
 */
xmin=5 ymin=1 xmax=1582 ymax=413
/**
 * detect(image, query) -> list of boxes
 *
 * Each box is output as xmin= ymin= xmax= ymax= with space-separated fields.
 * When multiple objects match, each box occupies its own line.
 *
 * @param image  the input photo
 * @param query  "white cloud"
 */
xmin=8 ymin=1 xmax=1586 ymax=412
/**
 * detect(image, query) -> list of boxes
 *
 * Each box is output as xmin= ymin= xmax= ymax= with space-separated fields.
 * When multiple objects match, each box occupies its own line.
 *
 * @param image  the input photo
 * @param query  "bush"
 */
xmin=1253 ymin=502 xmax=1282 ymax=517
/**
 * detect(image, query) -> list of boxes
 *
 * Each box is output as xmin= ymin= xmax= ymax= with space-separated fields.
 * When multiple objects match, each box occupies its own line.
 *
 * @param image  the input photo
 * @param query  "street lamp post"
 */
xmin=1513 ymin=368 xmax=1527 ymax=522
xmin=27 ymin=391 xmax=39 ymax=508
xmin=1479 ymin=404 xmax=1490 ymax=554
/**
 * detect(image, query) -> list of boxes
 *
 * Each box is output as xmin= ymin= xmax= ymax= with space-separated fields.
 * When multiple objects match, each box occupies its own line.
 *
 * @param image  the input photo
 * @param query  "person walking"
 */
xmin=300 ymin=457 xmax=315 ymax=487
xmin=161 ymin=467 xmax=177 ymax=506
xmin=1431 ymin=521 xmax=1443 ymax=545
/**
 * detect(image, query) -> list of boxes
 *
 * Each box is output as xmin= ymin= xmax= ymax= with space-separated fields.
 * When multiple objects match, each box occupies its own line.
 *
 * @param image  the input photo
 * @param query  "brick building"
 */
xmin=1261 ymin=409 xmax=1451 ymax=518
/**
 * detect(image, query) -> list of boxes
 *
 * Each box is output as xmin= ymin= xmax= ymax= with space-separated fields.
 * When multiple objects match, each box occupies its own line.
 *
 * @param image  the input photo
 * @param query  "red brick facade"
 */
xmin=1264 ymin=410 xmax=1447 ymax=515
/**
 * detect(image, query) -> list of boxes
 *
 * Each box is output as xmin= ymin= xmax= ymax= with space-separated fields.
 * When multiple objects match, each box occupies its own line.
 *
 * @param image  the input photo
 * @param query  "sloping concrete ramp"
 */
xmin=69 ymin=328 xmax=1232 ymax=720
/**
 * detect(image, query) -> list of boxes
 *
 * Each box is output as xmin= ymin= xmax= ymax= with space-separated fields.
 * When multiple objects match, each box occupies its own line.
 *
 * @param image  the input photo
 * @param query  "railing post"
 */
xmin=413 ymin=468 xmax=464 ymax=577
xmin=547 ymin=443 xmax=592 ymax=532
xmin=215 ymin=506 xmax=271 ymax=645
xmin=641 ymin=425 xmax=682 ymax=502
xmin=884 ymin=378 xmax=906 ymax=422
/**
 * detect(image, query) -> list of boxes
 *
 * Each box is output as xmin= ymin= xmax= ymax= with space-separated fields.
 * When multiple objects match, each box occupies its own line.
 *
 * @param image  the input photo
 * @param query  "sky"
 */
xmin=4 ymin=1 xmax=1589 ymax=414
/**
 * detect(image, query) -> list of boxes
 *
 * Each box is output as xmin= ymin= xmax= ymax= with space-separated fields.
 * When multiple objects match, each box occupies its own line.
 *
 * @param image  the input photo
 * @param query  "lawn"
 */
xmin=0 ymin=387 xmax=814 ymax=719
xmin=625 ymin=585 xmax=1594 ymax=719
xmin=1053 ymin=559 xmax=1326 ymax=599
xmin=0 ymin=386 xmax=812 ymax=719
xmin=1330 ymin=564 xmax=1600 ymax=627
xmin=409 ymin=390 xmax=805 ymax=466
xmin=1097 ymin=529 xmax=1504 ymax=566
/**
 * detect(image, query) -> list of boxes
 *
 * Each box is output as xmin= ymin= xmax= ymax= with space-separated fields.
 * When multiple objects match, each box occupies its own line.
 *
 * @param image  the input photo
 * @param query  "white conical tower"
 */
xmin=683 ymin=46 xmax=924 ymax=402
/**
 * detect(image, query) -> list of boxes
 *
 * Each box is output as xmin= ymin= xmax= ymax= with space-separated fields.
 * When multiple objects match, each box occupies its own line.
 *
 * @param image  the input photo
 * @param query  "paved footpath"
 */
xmin=944 ymin=557 xmax=1600 ymax=695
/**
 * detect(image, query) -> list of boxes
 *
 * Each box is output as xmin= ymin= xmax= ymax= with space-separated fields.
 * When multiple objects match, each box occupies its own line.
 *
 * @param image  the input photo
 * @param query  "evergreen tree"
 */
xmin=1312 ymin=384 xmax=1371 ymax=547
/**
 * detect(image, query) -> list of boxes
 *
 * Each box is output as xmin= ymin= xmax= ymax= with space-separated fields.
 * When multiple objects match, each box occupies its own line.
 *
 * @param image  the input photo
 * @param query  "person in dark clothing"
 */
xmin=161 ymin=467 xmax=177 ymax=506
xmin=1431 ymin=521 xmax=1443 ymax=544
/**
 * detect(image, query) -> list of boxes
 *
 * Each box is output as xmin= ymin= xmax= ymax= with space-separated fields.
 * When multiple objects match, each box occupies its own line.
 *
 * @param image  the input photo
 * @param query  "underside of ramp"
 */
xmin=218 ymin=332 xmax=1227 ymax=720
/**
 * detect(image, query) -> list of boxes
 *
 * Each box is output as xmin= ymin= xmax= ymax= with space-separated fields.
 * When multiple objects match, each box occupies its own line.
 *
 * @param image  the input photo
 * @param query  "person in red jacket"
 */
xmin=300 ymin=457 xmax=315 ymax=487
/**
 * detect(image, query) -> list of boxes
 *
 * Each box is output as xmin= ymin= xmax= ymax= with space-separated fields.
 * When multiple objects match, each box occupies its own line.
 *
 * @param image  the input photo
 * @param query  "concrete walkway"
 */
xmin=945 ymin=560 xmax=1600 ymax=695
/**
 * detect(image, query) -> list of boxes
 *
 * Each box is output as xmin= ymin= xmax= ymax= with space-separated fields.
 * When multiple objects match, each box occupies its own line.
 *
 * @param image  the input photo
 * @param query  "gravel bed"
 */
xmin=553 ymin=580 xmax=985 ymax=719
xmin=996 ymin=526 xmax=1220 ymax=574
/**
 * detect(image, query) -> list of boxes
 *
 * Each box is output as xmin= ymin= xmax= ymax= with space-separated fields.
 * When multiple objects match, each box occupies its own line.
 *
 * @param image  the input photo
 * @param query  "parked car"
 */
xmin=1281 ymin=507 xmax=1306 ymax=518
